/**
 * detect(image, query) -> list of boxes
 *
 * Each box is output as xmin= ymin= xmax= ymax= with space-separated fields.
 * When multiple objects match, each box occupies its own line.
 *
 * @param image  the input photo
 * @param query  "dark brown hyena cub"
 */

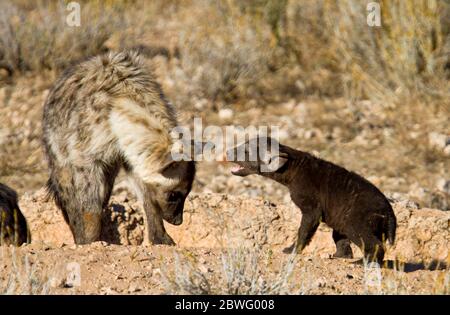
xmin=0 ymin=183 xmax=30 ymax=246
xmin=227 ymin=137 xmax=396 ymax=263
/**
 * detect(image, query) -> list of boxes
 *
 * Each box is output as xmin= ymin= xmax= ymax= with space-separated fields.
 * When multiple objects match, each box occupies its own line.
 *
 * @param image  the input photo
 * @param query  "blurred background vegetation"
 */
xmin=0 ymin=0 xmax=449 ymax=105
xmin=0 ymin=0 xmax=449 ymax=209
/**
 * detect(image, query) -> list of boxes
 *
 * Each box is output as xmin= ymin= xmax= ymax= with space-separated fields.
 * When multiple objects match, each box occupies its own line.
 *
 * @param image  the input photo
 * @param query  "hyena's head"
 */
xmin=149 ymin=160 xmax=196 ymax=225
xmin=226 ymin=136 xmax=289 ymax=177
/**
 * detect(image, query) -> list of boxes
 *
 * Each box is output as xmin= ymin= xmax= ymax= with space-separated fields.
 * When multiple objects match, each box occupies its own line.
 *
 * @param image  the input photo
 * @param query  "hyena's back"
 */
xmin=43 ymin=51 xmax=178 ymax=243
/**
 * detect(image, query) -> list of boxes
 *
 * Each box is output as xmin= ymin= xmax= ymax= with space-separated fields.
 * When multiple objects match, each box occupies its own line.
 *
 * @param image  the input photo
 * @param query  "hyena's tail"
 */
xmin=385 ymin=205 xmax=397 ymax=245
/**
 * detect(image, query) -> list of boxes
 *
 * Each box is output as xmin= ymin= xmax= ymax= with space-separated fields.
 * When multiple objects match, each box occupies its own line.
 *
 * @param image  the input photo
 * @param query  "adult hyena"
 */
xmin=42 ymin=51 xmax=195 ymax=245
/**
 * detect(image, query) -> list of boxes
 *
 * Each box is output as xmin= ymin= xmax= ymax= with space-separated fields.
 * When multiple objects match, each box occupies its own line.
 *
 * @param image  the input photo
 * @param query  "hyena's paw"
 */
xmin=150 ymin=233 xmax=176 ymax=246
xmin=282 ymin=243 xmax=297 ymax=254
xmin=332 ymin=238 xmax=354 ymax=258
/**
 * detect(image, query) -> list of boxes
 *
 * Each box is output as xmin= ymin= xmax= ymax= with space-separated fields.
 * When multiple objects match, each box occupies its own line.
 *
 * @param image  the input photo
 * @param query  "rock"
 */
xmin=387 ymin=192 xmax=420 ymax=209
xmin=282 ymin=99 xmax=296 ymax=111
xmin=443 ymin=145 xmax=450 ymax=156
xmin=218 ymin=108 xmax=233 ymax=121
xmin=436 ymin=179 xmax=450 ymax=194
xmin=409 ymin=184 xmax=427 ymax=198
xmin=304 ymin=129 xmax=315 ymax=140
xmin=194 ymin=98 xmax=209 ymax=110
xmin=128 ymin=283 xmax=141 ymax=293
xmin=428 ymin=132 xmax=450 ymax=150
xmin=277 ymin=129 xmax=289 ymax=141
xmin=19 ymin=190 xmax=450 ymax=264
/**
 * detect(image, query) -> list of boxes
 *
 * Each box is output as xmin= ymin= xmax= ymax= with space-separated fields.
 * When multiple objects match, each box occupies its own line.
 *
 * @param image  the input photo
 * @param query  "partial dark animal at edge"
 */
xmin=0 ymin=183 xmax=31 ymax=246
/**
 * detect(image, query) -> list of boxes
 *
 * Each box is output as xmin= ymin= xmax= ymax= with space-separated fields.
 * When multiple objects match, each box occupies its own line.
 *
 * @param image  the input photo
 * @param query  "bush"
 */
xmin=0 ymin=1 xmax=128 ymax=74
xmin=169 ymin=1 xmax=274 ymax=104
xmin=286 ymin=0 xmax=450 ymax=102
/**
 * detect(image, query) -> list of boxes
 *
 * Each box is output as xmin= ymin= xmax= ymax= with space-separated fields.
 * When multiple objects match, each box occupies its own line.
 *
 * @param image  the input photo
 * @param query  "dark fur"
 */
xmin=0 ymin=183 xmax=30 ymax=246
xmin=229 ymin=137 xmax=396 ymax=263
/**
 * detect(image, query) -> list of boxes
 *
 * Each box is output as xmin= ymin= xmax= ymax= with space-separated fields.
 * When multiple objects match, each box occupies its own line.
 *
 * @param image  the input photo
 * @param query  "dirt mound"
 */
xmin=20 ymin=187 xmax=449 ymax=264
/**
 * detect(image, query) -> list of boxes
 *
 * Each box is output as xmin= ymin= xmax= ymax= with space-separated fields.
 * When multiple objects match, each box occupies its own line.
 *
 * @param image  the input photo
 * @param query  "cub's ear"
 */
xmin=266 ymin=153 xmax=289 ymax=172
xmin=259 ymin=149 xmax=289 ymax=173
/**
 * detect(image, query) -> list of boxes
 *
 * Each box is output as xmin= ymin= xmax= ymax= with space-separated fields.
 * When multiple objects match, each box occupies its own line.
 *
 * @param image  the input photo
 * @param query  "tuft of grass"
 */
xmin=161 ymin=248 xmax=298 ymax=295
xmin=286 ymin=0 xmax=450 ymax=103
xmin=168 ymin=1 xmax=273 ymax=105
xmin=0 ymin=1 xmax=135 ymax=75
xmin=0 ymin=247 xmax=50 ymax=295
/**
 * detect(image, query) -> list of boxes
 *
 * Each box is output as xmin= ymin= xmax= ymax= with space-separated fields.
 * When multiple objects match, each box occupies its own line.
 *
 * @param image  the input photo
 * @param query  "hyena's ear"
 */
xmin=159 ymin=154 xmax=178 ymax=174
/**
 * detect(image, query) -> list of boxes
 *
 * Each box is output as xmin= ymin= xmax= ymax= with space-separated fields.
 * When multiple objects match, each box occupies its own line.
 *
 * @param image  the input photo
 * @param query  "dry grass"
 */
xmin=0 ymin=1 xmax=112 ymax=74
xmin=0 ymin=247 xmax=50 ymax=295
xmin=170 ymin=2 xmax=273 ymax=104
xmin=161 ymin=248 xmax=298 ymax=295
xmin=285 ymin=0 xmax=450 ymax=103
xmin=1 ymin=0 xmax=448 ymax=104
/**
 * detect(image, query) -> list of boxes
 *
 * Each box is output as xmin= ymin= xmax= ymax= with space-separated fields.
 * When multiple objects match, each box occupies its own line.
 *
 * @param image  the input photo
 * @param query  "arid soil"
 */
xmin=0 ymin=185 xmax=448 ymax=295
xmin=0 ymin=56 xmax=449 ymax=295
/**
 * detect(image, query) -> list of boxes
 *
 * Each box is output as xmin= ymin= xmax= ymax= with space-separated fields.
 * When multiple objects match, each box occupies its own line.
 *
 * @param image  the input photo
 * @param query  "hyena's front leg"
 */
xmin=127 ymin=174 xmax=175 ymax=245
xmin=111 ymin=101 xmax=177 ymax=246
xmin=144 ymin=197 xmax=175 ymax=245
xmin=283 ymin=206 xmax=321 ymax=254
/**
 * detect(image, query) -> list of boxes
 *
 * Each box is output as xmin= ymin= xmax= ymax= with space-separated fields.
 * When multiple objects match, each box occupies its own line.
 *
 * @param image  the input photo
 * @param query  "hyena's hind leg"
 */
xmin=332 ymin=230 xmax=353 ymax=259
xmin=47 ymin=162 xmax=120 ymax=244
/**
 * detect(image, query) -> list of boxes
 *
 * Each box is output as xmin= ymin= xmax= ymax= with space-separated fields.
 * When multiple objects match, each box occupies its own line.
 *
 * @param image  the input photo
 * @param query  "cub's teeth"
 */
xmin=231 ymin=165 xmax=243 ymax=172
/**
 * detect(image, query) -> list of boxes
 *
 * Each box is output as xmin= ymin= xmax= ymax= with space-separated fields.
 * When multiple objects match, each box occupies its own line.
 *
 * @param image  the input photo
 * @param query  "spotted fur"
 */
xmin=42 ymin=51 xmax=195 ymax=245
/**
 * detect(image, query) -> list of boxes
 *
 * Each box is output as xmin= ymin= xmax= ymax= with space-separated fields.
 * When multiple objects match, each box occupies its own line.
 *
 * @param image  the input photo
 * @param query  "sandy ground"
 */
xmin=0 ymin=56 xmax=449 ymax=295
xmin=1 ymin=188 xmax=448 ymax=295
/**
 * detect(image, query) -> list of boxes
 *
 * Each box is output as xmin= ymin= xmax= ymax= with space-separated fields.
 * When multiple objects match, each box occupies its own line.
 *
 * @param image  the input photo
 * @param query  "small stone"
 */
xmin=444 ymin=146 xmax=450 ymax=156
xmin=152 ymin=268 xmax=162 ymax=277
xmin=194 ymin=98 xmax=208 ymax=110
xmin=49 ymin=276 xmax=65 ymax=288
xmin=198 ymin=264 xmax=209 ymax=274
xmin=218 ymin=108 xmax=233 ymax=121
xmin=304 ymin=130 xmax=315 ymax=139
xmin=436 ymin=179 xmax=450 ymax=194
xmin=314 ymin=277 xmax=327 ymax=288
xmin=277 ymin=129 xmax=289 ymax=141
xmin=128 ymin=284 xmax=141 ymax=293
xmin=428 ymin=132 xmax=449 ymax=149
xmin=415 ymin=229 xmax=432 ymax=242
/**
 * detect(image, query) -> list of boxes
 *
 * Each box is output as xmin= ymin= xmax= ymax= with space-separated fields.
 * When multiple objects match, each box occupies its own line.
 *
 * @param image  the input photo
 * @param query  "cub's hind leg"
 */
xmin=332 ymin=230 xmax=353 ymax=258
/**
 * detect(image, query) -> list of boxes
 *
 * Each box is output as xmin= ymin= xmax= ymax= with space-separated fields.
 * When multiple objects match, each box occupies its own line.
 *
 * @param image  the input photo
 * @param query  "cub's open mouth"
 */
xmin=230 ymin=164 xmax=244 ymax=174
xmin=230 ymin=163 xmax=250 ymax=176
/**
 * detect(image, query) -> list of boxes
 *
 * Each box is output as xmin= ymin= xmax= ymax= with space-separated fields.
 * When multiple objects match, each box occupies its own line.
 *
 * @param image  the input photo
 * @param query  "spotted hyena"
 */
xmin=42 ymin=51 xmax=195 ymax=245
